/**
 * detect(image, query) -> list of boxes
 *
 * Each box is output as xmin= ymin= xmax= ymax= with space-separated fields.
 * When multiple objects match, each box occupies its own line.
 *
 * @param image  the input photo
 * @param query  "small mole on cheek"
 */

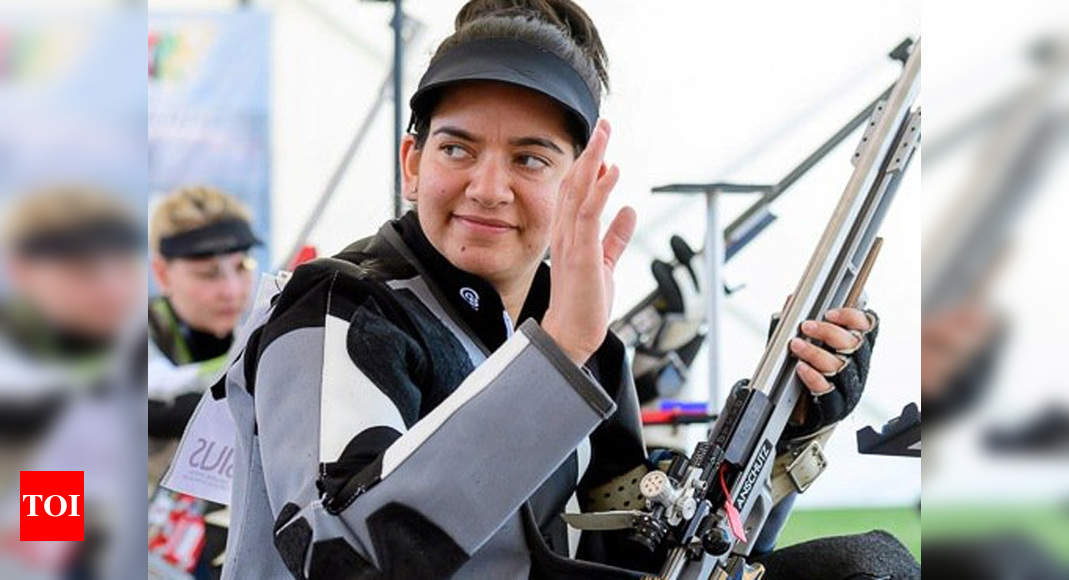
xmin=460 ymin=246 xmax=467 ymax=253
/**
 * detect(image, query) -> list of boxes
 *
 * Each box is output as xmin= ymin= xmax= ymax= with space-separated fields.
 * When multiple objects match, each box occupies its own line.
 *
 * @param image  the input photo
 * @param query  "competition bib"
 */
xmin=159 ymin=392 xmax=237 ymax=504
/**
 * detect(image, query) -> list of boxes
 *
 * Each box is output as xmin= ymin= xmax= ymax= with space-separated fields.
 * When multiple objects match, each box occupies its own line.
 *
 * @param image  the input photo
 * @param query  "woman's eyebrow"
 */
xmin=432 ymin=126 xmax=564 ymax=155
xmin=432 ymin=126 xmax=481 ymax=142
xmin=508 ymin=136 xmax=564 ymax=155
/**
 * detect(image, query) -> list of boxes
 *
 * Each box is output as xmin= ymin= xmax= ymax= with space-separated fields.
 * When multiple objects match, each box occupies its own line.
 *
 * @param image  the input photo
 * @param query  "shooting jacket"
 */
xmin=221 ymin=211 xmax=660 ymax=579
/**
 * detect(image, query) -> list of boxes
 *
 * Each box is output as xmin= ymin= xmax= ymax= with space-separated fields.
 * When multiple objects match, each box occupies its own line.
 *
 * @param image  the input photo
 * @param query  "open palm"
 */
xmin=542 ymin=119 xmax=636 ymax=365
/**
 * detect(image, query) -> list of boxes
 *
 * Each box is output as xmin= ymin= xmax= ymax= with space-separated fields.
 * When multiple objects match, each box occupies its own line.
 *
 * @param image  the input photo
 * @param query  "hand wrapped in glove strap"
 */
xmin=763 ymin=307 xmax=880 ymax=442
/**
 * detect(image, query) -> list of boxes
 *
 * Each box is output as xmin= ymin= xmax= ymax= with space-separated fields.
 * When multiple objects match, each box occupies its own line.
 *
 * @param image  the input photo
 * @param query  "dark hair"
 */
xmin=411 ymin=0 xmax=609 ymax=154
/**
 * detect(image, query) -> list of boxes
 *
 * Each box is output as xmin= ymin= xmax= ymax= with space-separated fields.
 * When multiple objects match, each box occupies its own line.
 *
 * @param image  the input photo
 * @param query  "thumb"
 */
xmin=602 ymin=206 xmax=637 ymax=270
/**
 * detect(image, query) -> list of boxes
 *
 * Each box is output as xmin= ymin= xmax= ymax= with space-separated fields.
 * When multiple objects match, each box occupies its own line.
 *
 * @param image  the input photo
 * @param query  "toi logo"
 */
xmin=20 ymin=471 xmax=84 ymax=541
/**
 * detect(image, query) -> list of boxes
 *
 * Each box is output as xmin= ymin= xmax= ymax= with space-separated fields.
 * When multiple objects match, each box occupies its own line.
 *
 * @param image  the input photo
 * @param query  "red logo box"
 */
xmin=19 ymin=471 xmax=83 ymax=541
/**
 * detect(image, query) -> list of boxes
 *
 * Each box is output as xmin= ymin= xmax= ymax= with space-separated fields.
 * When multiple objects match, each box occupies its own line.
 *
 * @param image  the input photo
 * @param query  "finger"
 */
xmin=795 ymin=361 xmax=832 ymax=395
xmin=549 ymin=183 xmax=567 ymax=257
xmin=580 ymin=163 xmax=620 ymax=226
xmin=554 ymin=174 xmax=580 ymax=240
xmin=824 ymin=307 xmax=872 ymax=331
xmin=799 ymin=320 xmax=861 ymax=351
xmin=602 ymin=205 xmax=637 ymax=270
xmin=574 ymin=119 xmax=611 ymax=194
xmin=557 ymin=121 xmax=609 ymax=239
xmin=790 ymin=337 xmax=844 ymax=375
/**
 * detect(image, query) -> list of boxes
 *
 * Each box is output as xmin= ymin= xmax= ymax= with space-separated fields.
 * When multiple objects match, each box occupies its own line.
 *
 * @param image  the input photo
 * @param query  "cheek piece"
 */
xmin=407 ymin=37 xmax=600 ymax=148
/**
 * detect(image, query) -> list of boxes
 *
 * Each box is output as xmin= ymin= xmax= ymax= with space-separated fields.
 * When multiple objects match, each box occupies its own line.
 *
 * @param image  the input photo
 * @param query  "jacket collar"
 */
xmin=148 ymin=296 xmax=232 ymax=365
xmin=390 ymin=211 xmax=550 ymax=352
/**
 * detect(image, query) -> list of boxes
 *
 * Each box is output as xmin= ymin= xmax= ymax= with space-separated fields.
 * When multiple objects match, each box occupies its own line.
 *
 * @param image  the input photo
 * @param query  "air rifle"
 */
xmin=569 ymin=39 xmax=921 ymax=580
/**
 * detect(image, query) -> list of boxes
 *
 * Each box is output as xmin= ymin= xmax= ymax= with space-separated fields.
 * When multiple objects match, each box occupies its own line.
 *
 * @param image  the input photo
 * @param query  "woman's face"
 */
xmin=8 ymin=252 xmax=143 ymax=341
xmin=151 ymin=251 xmax=254 ymax=338
xmin=402 ymin=81 xmax=576 ymax=287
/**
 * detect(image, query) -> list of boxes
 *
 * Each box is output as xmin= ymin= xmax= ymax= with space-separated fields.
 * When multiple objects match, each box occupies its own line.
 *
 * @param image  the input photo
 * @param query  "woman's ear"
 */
xmin=151 ymin=255 xmax=171 ymax=295
xmin=401 ymin=134 xmax=421 ymax=202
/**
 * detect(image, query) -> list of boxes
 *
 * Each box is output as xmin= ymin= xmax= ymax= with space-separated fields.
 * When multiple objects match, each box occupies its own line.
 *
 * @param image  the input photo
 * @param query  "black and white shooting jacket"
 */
xmin=221 ymin=211 xmax=660 ymax=579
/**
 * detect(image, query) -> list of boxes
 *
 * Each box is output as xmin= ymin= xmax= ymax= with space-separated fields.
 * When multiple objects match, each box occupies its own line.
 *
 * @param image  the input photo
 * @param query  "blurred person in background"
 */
xmin=147 ymin=185 xmax=260 ymax=579
xmin=0 ymin=186 xmax=144 ymax=579
xmin=0 ymin=187 xmax=142 ymax=446
xmin=147 ymin=185 xmax=258 ymax=475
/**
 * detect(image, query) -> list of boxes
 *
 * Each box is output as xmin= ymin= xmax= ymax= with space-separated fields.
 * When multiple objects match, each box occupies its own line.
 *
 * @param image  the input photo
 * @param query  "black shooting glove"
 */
xmin=760 ymin=309 xmax=880 ymax=443
xmin=784 ymin=309 xmax=880 ymax=441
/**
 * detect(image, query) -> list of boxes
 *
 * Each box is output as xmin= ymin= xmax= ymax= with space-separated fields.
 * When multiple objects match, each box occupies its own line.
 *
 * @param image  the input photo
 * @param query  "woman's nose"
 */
xmin=217 ymin=269 xmax=248 ymax=301
xmin=466 ymin=158 xmax=513 ymax=207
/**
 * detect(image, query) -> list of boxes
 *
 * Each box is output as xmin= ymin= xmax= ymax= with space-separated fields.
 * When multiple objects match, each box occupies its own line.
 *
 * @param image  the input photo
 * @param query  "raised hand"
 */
xmin=541 ymin=119 xmax=636 ymax=365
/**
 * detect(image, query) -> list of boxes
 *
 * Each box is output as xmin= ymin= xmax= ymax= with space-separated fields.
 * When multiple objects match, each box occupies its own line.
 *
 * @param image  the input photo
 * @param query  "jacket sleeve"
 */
xmin=245 ymin=268 xmax=617 ymax=579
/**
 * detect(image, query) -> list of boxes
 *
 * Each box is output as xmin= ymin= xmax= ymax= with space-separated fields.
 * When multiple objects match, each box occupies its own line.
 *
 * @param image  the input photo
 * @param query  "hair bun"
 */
xmin=453 ymin=0 xmax=608 ymax=91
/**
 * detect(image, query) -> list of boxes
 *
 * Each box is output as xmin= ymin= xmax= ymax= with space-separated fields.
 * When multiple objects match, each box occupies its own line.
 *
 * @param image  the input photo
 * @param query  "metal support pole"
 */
xmin=704 ymin=190 xmax=724 ymax=406
xmin=651 ymin=184 xmax=751 ymax=408
xmin=391 ymin=0 xmax=404 ymax=218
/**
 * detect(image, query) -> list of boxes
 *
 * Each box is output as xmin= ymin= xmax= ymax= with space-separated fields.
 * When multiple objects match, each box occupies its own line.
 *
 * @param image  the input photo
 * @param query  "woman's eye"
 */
xmin=517 ymin=154 xmax=548 ymax=170
xmin=441 ymin=144 xmax=469 ymax=159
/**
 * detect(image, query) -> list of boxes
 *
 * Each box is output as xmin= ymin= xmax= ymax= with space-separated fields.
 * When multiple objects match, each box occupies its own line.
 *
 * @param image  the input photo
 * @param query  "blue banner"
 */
xmin=148 ymin=11 xmax=271 ymax=267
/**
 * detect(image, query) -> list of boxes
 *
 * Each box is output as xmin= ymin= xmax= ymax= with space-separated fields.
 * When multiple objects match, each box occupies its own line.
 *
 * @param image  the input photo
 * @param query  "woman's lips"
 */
xmin=452 ymin=214 xmax=516 ymax=234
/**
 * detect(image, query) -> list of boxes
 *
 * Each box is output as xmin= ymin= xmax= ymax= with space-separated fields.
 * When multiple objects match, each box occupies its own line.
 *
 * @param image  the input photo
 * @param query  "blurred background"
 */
xmin=0 ymin=3 xmax=147 ymax=579
xmin=1 ymin=0 xmax=1064 ymax=577
xmin=922 ymin=0 xmax=1069 ymax=577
